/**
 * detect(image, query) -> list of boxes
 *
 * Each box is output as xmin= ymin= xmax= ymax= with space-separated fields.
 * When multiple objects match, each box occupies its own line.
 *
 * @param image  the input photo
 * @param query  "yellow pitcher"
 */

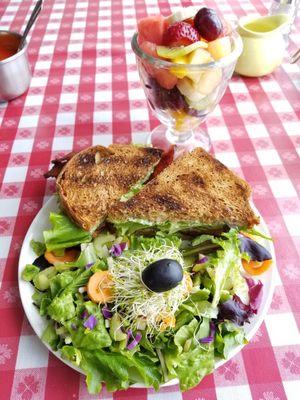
xmin=235 ymin=14 xmax=290 ymax=77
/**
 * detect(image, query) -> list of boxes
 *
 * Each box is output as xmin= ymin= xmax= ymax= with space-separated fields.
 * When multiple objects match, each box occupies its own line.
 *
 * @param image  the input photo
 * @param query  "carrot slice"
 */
xmin=242 ymin=259 xmax=272 ymax=276
xmin=44 ymin=249 xmax=79 ymax=264
xmin=87 ymin=271 xmax=114 ymax=304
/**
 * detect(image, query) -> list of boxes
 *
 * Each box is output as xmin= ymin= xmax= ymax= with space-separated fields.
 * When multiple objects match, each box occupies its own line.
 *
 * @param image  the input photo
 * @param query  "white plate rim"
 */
xmin=18 ymin=195 xmax=276 ymax=389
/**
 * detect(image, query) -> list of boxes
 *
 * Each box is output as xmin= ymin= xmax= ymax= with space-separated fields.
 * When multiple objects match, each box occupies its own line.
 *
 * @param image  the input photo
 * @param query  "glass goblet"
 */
xmin=131 ymin=31 xmax=243 ymax=154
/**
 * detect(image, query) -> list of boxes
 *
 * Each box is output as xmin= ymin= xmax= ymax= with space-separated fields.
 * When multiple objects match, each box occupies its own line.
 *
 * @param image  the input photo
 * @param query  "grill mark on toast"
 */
xmin=143 ymin=147 xmax=163 ymax=158
xmin=134 ymin=156 xmax=154 ymax=167
xmin=180 ymin=172 xmax=206 ymax=188
xmin=77 ymin=153 xmax=96 ymax=166
xmin=153 ymin=194 xmax=183 ymax=211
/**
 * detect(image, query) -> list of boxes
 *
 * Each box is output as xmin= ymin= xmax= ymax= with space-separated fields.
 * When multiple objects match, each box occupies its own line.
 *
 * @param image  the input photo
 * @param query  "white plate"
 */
xmin=18 ymin=195 xmax=276 ymax=388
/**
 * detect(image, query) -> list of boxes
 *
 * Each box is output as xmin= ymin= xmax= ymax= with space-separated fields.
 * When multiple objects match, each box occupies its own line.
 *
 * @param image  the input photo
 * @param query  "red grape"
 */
xmin=194 ymin=7 xmax=223 ymax=42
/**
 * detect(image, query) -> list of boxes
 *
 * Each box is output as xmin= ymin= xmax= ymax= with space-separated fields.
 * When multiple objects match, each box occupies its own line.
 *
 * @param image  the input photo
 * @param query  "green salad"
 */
xmin=22 ymin=212 xmax=272 ymax=394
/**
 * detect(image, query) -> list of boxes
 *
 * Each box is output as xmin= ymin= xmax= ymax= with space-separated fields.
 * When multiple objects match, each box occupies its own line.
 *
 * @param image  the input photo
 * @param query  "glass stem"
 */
xmin=165 ymin=126 xmax=193 ymax=144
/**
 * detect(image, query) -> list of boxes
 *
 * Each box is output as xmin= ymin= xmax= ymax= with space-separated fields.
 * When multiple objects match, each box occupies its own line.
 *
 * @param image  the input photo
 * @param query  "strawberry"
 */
xmin=163 ymin=21 xmax=199 ymax=47
xmin=184 ymin=17 xmax=194 ymax=27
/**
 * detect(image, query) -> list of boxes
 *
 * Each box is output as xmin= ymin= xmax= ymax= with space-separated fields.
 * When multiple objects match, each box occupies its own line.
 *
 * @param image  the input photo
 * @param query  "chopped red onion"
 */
xmin=102 ymin=306 xmax=112 ymax=319
xmin=127 ymin=331 xmax=142 ymax=350
xmin=109 ymin=242 xmax=127 ymax=257
xmin=196 ymin=255 xmax=209 ymax=264
xmin=71 ymin=323 xmax=77 ymax=331
xmin=81 ymin=309 xmax=89 ymax=319
xmin=199 ymin=336 xmax=213 ymax=344
xmin=199 ymin=321 xmax=215 ymax=344
xmin=85 ymin=262 xmax=94 ymax=269
xmin=83 ymin=315 xmax=97 ymax=330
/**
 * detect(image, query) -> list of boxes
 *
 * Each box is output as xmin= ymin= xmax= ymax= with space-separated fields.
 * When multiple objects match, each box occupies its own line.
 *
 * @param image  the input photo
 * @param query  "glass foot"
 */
xmin=147 ymin=124 xmax=211 ymax=157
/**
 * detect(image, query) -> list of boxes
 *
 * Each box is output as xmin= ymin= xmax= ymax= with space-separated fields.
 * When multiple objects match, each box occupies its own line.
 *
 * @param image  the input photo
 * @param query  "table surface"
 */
xmin=0 ymin=0 xmax=299 ymax=399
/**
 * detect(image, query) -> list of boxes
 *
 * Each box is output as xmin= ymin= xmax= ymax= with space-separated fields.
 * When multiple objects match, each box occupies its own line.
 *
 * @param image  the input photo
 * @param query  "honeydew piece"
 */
xmin=208 ymin=36 xmax=232 ymax=61
xmin=194 ymin=68 xmax=222 ymax=95
xmin=176 ymin=77 xmax=207 ymax=102
xmin=157 ymin=41 xmax=207 ymax=60
xmin=185 ymin=89 xmax=218 ymax=111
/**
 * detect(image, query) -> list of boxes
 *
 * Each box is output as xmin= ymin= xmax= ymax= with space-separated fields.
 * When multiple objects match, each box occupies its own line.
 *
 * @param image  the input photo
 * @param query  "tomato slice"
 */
xmin=152 ymin=145 xmax=174 ymax=178
xmin=242 ymin=259 xmax=272 ymax=275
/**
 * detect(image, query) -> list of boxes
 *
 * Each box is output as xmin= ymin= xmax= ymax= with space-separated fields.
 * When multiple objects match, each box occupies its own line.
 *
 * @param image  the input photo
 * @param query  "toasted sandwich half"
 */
xmin=108 ymin=147 xmax=259 ymax=235
xmin=56 ymin=144 xmax=163 ymax=232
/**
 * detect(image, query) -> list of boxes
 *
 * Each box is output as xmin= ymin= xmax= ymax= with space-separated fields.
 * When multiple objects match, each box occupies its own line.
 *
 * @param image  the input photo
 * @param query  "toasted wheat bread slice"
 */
xmin=57 ymin=144 xmax=163 ymax=232
xmin=108 ymin=147 xmax=259 ymax=228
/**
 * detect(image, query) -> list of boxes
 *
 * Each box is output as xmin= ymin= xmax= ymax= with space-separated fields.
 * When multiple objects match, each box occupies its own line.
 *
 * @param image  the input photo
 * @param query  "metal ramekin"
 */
xmin=0 ymin=30 xmax=31 ymax=102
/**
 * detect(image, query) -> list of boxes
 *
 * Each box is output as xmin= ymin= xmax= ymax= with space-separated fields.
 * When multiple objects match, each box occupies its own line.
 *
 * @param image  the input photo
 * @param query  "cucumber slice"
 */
xmin=185 ymin=95 xmax=212 ymax=111
xmin=109 ymin=313 xmax=127 ymax=341
xmin=33 ymin=266 xmax=57 ymax=291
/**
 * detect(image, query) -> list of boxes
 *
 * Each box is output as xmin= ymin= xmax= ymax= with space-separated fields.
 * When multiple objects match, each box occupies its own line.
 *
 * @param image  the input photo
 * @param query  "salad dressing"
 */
xmin=0 ymin=33 xmax=19 ymax=61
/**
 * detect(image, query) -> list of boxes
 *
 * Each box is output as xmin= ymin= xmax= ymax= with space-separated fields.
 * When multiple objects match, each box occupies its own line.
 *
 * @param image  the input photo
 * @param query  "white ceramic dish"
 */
xmin=18 ymin=195 xmax=276 ymax=388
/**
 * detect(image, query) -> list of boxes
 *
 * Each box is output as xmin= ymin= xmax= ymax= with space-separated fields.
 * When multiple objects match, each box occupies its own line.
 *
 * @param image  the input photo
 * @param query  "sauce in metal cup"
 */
xmin=0 ymin=30 xmax=31 ymax=102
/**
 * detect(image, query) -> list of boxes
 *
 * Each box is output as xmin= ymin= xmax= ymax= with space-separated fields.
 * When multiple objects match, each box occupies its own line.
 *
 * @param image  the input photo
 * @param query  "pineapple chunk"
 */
xmin=170 ymin=55 xmax=188 ymax=79
xmin=188 ymin=48 xmax=213 ymax=65
xmin=186 ymin=48 xmax=213 ymax=82
xmin=208 ymin=36 xmax=232 ymax=61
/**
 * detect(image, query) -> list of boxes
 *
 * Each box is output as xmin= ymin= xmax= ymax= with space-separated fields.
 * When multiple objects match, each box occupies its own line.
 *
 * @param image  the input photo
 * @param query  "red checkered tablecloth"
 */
xmin=0 ymin=0 xmax=299 ymax=399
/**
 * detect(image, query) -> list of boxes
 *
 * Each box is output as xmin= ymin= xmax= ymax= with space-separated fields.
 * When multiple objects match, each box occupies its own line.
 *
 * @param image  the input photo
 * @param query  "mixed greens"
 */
xmin=22 ymin=212 xmax=272 ymax=393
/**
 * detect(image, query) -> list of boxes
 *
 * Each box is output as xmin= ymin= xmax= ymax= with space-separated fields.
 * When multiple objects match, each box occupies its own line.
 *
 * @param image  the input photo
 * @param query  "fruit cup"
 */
xmin=131 ymin=26 xmax=242 ymax=153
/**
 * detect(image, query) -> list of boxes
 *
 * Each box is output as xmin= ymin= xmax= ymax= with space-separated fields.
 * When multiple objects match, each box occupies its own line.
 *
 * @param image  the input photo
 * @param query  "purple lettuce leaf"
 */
xmin=246 ymin=277 xmax=263 ymax=312
xmin=218 ymin=278 xmax=263 ymax=326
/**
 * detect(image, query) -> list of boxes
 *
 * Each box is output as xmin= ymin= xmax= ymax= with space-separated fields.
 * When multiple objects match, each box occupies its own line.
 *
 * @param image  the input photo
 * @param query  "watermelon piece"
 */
xmin=139 ymin=41 xmax=157 ymax=77
xmin=137 ymin=33 xmax=147 ymax=46
xmin=139 ymin=41 xmax=158 ymax=58
xmin=154 ymin=69 xmax=178 ymax=90
xmin=139 ymin=41 xmax=177 ymax=89
xmin=137 ymin=15 xmax=169 ymax=45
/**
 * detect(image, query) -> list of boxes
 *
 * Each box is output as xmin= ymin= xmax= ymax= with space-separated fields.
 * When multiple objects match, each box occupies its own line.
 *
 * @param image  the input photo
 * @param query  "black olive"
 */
xmin=141 ymin=258 xmax=183 ymax=293
xmin=33 ymin=255 xmax=52 ymax=270
xmin=239 ymin=236 xmax=272 ymax=262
